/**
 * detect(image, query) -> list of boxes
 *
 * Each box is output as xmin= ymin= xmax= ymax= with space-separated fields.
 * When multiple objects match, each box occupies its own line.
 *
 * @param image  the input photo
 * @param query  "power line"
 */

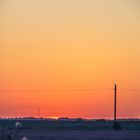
xmin=119 ymin=89 xmax=140 ymax=92
xmin=0 ymin=88 xmax=111 ymax=93
xmin=0 ymin=88 xmax=140 ymax=93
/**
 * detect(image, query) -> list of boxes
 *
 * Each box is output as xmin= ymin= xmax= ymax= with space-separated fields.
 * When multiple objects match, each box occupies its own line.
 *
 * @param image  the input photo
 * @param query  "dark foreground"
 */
xmin=1 ymin=130 xmax=140 ymax=140
xmin=0 ymin=120 xmax=140 ymax=140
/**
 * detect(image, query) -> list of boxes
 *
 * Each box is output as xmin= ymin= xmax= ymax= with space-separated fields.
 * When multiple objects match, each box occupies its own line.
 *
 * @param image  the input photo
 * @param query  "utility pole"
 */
xmin=113 ymin=82 xmax=121 ymax=130
xmin=38 ymin=108 xmax=40 ymax=118
xmin=114 ymin=83 xmax=117 ymax=123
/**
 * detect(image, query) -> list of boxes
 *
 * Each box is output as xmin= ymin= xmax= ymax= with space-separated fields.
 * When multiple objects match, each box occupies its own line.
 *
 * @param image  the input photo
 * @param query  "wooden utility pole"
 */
xmin=114 ymin=83 xmax=117 ymax=123
xmin=38 ymin=108 xmax=40 ymax=118
xmin=113 ymin=82 xmax=121 ymax=130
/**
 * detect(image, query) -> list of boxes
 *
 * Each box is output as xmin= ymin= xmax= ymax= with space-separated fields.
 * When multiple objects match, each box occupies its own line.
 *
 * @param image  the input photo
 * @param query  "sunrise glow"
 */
xmin=1 ymin=0 xmax=140 ymax=119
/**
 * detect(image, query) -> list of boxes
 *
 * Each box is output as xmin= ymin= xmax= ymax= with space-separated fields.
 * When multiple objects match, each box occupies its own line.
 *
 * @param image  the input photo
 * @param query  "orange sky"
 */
xmin=0 ymin=0 xmax=140 ymax=119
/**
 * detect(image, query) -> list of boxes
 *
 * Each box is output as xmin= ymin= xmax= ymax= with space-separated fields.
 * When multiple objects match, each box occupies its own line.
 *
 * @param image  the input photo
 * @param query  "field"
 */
xmin=0 ymin=119 xmax=140 ymax=140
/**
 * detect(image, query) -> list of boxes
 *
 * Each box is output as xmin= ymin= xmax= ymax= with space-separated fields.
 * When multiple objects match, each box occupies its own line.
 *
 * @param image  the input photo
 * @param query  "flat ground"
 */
xmin=0 ymin=120 xmax=140 ymax=140
xmin=1 ymin=130 xmax=140 ymax=140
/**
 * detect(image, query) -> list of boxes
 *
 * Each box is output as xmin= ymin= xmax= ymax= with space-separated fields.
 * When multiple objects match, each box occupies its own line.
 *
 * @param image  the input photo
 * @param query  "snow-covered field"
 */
xmin=1 ymin=130 xmax=140 ymax=140
xmin=0 ymin=120 xmax=140 ymax=140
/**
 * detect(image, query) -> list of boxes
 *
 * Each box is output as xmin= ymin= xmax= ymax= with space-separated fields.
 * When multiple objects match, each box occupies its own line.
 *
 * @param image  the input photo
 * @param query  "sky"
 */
xmin=0 ymin=0 xmax=140 ymax=119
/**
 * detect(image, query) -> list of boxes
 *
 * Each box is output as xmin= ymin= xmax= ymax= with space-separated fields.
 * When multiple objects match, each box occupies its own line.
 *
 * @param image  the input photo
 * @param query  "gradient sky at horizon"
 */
xmin=0 ymin=0 xmax=140 ymax=119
